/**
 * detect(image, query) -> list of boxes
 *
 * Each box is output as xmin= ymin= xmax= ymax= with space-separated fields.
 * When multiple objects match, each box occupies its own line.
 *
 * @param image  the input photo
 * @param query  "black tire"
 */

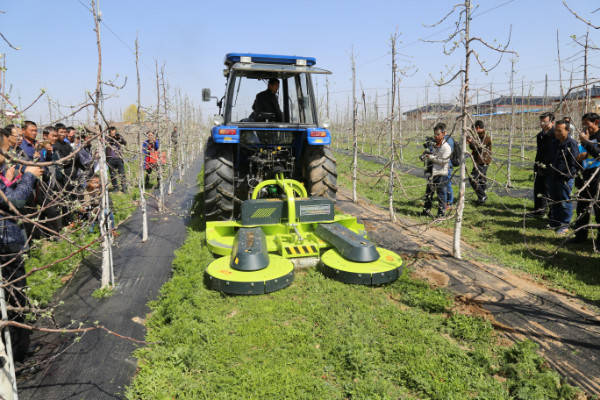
xmin=303 ymin=145 xmax=337 ymax=201
xmin=204 ymin=140 xmax=236 ymax=220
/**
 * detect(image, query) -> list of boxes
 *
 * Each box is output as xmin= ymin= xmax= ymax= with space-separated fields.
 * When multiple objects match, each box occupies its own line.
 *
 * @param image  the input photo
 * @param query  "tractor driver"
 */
xmin=252 ymin=78 xmax=283 ymax=122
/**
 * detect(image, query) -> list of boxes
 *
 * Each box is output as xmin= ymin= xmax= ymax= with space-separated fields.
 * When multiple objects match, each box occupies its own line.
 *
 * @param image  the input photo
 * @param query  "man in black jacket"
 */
xmin=106 ymin=126 xmax=127 ymax=192
xmin=548 ymin=120 xmax=579 ymax=235
xmin=52 ymin=123 xmax=75 ymax=185
xmin=570 ymin=112 xmax=600 ymax=244
xmin=533 ymin=112 xmax=557 ymax=216
xmin=251 ymin=78 xmax=283 ymax=122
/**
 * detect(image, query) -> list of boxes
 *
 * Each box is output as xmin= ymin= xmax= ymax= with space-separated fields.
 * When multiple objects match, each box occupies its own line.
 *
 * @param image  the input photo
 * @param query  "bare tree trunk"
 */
xmin=489 ymin=83 xmax=493 ymax=140
xmin=506 ymin=58 xmax=515 ymax=188
xmin=584 ymin=30 xmax=590 ymax=113
xmin=351 ymin=48 xmax=358 ymax=203
xmin=92 ymin=0 xmax=114 ymax=288
xmin=155 ymin=61 xmax=164 ymax=212
xmin=325 ymin=76 xmax=330 ymax=120
xmin=520 ymin=79 xmax=525 ymax=160
xmin=361 ymin=90 xmax=367 ymax=153
xmin=388 ymin=33 xmax=398 ymax=222
xmin=135 ymin=36 xmax=148 ymax=242
xmin=557 ymin=29 xmax=564 ymax=99
xmin=397 ymin=81 xmax=403 ymax=161
xmin=0 ymin=286 xmax=17 ymax=399
xmin=161 ymin=65 xmax=174 ymax=196
xmin=452 ymin=0 xmax=471 ymax=259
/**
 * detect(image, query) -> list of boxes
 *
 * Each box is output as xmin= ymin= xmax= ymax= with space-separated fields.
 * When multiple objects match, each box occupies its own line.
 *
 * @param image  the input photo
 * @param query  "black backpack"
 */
xmin=450 ymin=139 xmax=463 ymax=167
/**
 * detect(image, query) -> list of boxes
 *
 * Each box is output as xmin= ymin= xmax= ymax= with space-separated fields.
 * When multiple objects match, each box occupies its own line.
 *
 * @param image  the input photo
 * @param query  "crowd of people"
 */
xmin=534 ymin=112 xmax=600 ymax=242
xmin=0 ymin=121 xmax=135 ymax=362
xmin=420 ymin=111 xmax=600 ymax=249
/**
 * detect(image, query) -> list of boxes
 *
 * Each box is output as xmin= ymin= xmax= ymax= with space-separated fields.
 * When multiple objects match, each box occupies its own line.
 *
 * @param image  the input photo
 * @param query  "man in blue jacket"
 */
xmin=548 ymin=120 xmax=579 ymax=235
xmin=570 ymin=112 xmax=600 ymax=244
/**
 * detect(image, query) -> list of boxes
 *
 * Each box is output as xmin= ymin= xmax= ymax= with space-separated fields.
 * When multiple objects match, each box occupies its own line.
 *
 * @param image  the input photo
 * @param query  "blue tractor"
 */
xmin=202 ymin=53 xmax=337 ymax=220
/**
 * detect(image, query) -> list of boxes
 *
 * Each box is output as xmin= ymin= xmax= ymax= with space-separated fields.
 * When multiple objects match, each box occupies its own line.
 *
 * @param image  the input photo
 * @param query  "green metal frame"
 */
xmin=250 ymin=173 xmax=308 ymax=224
xmin=206 ymin=176 xmax=368 ymax=259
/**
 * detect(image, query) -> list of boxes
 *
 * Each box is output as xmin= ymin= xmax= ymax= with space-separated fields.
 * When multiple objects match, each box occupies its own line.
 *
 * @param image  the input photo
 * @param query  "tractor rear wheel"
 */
xmin=303 ymin=145 xmax=337 ymax=201
xmin=204 ymin=139 xmax=236 ymax=220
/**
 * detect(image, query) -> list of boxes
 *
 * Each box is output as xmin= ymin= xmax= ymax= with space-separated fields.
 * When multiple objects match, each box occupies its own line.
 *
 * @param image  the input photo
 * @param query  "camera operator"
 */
xmin=421 ymin=123 xmax=452 ymax=218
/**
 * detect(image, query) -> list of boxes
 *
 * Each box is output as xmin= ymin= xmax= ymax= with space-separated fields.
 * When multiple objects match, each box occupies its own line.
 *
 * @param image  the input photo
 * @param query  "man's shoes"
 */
xmin=420 ymin=209 xmax=433 ymax=217
xmin=475 ymin=195 xmax=487 ymax=205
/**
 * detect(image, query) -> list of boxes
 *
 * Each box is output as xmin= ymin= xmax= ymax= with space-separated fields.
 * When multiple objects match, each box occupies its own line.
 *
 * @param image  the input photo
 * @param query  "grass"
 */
xmin=92 ymin=285 xmax=114 ymax=299
xmin=127 ymin=172 xmax=578 ymax=399
xmin=335 ymin=151 xmax=600 ymax=306
xmin=24 ymin=178 xmax=140 ymax=307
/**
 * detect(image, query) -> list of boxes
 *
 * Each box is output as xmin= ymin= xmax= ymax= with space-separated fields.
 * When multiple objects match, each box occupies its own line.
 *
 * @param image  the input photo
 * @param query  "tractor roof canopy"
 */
xmin=225 ymin=53 xmax=317 ymax=67
xmin=230 ymin=62 xmax=331 ymax=79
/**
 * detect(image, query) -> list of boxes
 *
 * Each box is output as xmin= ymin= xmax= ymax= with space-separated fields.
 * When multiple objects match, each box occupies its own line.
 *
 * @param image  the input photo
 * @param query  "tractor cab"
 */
xmin=202 ymin=53 xmax=337 ymax=221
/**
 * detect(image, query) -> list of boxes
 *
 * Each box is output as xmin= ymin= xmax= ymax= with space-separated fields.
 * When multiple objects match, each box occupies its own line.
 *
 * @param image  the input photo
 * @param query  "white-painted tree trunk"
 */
xmin=0 ymin=286 xmax=17 ymax=400
xmin=98 ymin=137 xmax=114 ymax=288
xmin=138 ymin=129 xmax=148 ymax=242
xmin=452 ymin=0 xmax=471 ymax=260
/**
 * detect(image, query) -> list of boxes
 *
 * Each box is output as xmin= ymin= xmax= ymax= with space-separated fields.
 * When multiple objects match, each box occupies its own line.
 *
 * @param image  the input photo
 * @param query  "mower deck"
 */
xmin=204 ymin=176 xmax=403 ymax=295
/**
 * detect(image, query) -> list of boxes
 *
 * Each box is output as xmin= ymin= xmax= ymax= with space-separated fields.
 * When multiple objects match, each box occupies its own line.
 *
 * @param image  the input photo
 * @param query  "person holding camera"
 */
xmin=421 ymin=123 xmax=452 ymax=218
xmin=467 ymin=120 xmax=492 ymax=205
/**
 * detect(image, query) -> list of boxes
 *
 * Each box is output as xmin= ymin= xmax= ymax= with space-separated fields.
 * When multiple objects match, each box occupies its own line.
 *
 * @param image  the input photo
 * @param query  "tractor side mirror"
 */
xmin=202 ymin=88 xmax=211 ymax=102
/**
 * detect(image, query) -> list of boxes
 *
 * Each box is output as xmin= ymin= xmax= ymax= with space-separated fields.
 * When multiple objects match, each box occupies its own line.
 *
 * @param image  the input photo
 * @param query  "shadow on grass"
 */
xmin=492 ymin=227 xmax=600 ymax=307
xmin=387 ymin=190 xmax=600 ymax=307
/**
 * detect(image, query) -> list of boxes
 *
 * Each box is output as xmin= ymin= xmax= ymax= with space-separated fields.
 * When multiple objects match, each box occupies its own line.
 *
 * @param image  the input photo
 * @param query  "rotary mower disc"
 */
xmin=205 ymin=254 xmax=294 ymax=295
xmin=320 ymin=247 xmax=402 ymax=286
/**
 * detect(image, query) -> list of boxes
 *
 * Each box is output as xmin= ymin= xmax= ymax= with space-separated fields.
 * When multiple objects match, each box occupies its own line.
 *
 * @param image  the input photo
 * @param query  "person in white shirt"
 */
xmin=421 ymin=123 xmax=452 ymax=217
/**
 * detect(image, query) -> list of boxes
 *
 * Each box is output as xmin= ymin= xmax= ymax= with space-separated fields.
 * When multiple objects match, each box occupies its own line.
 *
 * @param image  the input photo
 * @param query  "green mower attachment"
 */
xmin=205 ymin=175 xmax=402 ymax=294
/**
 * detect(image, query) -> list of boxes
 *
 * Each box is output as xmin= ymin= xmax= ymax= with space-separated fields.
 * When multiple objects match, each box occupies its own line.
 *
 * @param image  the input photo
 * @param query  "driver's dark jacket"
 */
xmin=252 ymin=89 xmax=283 ymax=122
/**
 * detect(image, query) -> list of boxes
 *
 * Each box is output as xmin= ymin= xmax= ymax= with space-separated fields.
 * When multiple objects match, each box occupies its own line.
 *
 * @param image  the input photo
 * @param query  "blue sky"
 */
xmin=1 ymin=0 xmax=599 ymax=123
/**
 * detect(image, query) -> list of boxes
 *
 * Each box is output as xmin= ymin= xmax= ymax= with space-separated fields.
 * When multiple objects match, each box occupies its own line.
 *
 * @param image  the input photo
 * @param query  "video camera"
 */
xmin=419 ymin=137 xmax=436 ymax=161
xmin=419 ymin=136 xmax=436 ymax=177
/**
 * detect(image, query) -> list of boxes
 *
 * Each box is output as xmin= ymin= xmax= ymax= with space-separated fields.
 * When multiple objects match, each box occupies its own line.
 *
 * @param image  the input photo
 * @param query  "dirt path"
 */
xmin=336 ymin=188 xmax=600 ymax=396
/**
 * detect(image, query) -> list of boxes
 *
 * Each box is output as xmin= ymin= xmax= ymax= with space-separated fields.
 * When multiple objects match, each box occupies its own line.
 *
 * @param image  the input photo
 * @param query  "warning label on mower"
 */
xmin=299 ymin=204 xmax=331 ymax=216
